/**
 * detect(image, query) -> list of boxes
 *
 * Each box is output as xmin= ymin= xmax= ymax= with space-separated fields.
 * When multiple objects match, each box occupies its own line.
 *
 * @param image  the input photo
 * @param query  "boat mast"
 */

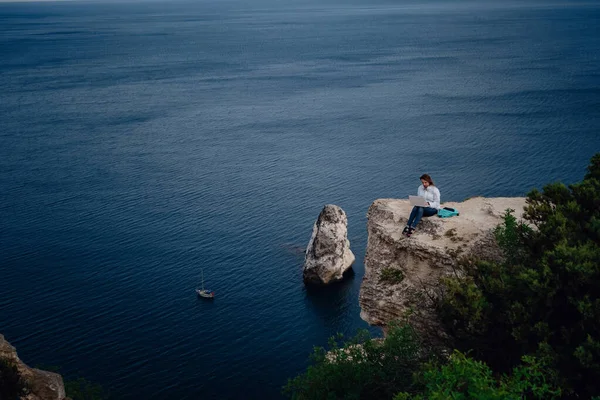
xmin=201 ymin=269 xmax=204 ymax=291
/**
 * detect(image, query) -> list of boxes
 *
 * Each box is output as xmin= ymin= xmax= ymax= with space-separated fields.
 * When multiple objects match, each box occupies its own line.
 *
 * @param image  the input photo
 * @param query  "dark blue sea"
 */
xmin=1 ymin=0 xmax=599 ymax=398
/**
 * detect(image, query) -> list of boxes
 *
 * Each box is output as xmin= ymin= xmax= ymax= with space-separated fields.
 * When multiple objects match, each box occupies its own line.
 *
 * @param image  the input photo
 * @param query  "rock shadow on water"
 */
xmin=303 ymin=268 xmax=356 ymax=325
xmin=280 ymin=242 xmax=306 ymax=258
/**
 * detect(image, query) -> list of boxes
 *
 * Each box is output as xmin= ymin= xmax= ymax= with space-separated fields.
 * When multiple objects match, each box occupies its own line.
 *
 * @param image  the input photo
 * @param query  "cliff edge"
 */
xmin=359 ymin=197 xmax=526 ymax=344
xmin=0 ymin=334 xmax=68 ymax=400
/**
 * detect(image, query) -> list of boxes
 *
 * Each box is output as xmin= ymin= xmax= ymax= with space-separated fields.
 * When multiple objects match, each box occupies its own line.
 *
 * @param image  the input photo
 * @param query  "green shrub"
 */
xmin=283 ymin=322 xmax=426 ymax=400
xmin=395 ymin=350 xmax=561 ymax=400
xmin=438 ymin=153 xmax=600 ymax=398
xmin=380 ymin=268 xmax=405 ymax=284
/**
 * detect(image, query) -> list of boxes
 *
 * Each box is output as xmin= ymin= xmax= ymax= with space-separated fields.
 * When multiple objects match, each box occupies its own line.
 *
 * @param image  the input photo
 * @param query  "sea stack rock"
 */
xmin=359 ymin=197 xmax=527 ymax=344
xmin=0 ymin=334 xmax=68 ymax=400
xmin=303 ymin=204 xmax=355 ymax=285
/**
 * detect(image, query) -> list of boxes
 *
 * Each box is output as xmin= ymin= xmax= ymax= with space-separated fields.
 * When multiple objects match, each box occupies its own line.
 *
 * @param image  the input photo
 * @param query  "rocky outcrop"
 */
xmin=0 ymin=334 xmax=68 ymax=400
xmin=359 ymin=197 xmax=526 ymax=344
xmin=304 ymin=204 xmax=356 ymax=285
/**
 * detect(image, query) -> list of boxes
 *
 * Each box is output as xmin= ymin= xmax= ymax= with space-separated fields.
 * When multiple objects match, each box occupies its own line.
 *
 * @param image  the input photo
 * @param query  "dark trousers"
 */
xmin=407 ymin=206 xmax=437 ymax=228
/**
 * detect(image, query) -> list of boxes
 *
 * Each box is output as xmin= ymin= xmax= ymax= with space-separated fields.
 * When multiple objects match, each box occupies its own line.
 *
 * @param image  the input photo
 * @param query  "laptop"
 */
xmin=409 ymin=195 xmax=429 ymax=207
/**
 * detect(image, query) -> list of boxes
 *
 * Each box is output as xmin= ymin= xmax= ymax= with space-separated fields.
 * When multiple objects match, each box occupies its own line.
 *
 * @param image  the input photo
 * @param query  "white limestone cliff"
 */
xmin=0 ymin=334 xmax=68 ymax=400
xmin=359 ymin=197 xmax=527 ymax=343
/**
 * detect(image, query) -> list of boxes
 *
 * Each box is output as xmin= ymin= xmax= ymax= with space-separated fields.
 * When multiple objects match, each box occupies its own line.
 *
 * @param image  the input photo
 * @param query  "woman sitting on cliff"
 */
xmin=403 ymin=174 xmax=440 ymax=237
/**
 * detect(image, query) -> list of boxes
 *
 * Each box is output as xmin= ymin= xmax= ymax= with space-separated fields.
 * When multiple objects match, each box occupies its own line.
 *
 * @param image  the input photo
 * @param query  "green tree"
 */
xmin=438 ymin=153 xmax=600 ymax=398
xmin=283 ymin=322 xmax=427 ymax=400
xmin=395 ymin=350 xmax=561 ymax=400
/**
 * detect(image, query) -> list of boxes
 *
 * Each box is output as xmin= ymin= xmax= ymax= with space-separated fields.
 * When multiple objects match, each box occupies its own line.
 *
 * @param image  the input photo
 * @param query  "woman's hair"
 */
xmin=420 ymin=174 xmax=435 ymax=186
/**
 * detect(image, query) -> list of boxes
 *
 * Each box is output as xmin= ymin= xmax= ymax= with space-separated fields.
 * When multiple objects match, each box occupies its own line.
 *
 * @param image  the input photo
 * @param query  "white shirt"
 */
xmin=417 ymin=184 xmax=441 ymax=210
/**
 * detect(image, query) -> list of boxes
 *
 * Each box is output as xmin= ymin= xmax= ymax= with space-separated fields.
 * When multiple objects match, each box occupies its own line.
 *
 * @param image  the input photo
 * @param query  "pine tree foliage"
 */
xmin=439 ymin=153 xmax=600 ymax=398
xmin=283 ymin=323 xmax=426 ymax=400
xmin=394 ymin=350 xmax=561 ymax=400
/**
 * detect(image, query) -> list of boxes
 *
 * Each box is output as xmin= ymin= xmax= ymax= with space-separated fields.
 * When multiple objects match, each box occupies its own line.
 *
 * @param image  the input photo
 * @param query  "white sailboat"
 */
xmin=196 ymin=269 xmax=214 ymax=299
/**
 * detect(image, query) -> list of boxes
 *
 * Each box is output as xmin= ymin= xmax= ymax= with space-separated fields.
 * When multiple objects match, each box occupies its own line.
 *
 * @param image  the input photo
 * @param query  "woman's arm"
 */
xmin=428 ymin=187 xmax=441 ymax=209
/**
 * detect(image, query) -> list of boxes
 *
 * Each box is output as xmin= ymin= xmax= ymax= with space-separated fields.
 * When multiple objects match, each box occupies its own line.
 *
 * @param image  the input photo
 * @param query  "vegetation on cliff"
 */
xmin=0 ymin=358 xmax=107 ymax=400
xmin=440 ymin=153 xmax=600 ymax=398
xmin=285 ymin=153 xmax=600 ymax=399
xmin=0 ymin=358 xmax=29 ymax=400
xmin=64 ymin=377 xmax=108 ymax=400
xmin=283 ymin=322 xmax=427 ymax=399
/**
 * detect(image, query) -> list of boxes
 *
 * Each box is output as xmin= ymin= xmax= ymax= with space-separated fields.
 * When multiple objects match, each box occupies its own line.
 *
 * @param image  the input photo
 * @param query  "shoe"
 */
xmin=406 ymin=227 xmax=415 ymax=237
xmin=402 ymin=226 xmax=410 ymax=235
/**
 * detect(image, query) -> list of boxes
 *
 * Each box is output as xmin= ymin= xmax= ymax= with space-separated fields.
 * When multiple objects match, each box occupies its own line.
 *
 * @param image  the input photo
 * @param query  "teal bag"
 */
xmin=437 ymin=207 xmax=459 ymax=218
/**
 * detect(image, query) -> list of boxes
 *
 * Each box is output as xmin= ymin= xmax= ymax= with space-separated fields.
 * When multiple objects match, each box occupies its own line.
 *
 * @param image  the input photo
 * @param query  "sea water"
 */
xmin=1 ymin=0 xmax=599 ymax=398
